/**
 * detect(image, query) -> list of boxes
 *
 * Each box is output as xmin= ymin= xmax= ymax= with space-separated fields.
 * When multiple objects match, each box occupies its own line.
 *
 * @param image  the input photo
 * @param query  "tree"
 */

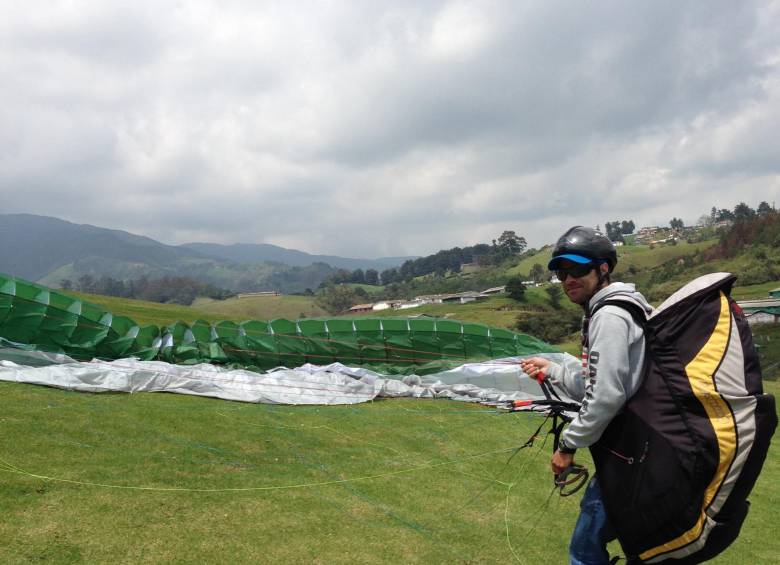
xmin=329 ymin=269 xmax=352 ymax=284
xmin=515 ymin=308 xmax=581 ymax=343
xmin=757 ymin=201 xmax=774 ymax=216
xmin=670 ymin=217 xmax=684 ymax=230
xmin=364 ymin=269 xmax=379 ymax=285
xmin=717 ymin=208 xmax=735 ymax=221
xmin=380 ymin=268 xmax=400 ymax=284
xmin=76 ymin=274 xmax=96 ymax=293
xmin=60 ymin=279 xmax=73 ymax=291
xmin=316 ymin=285 xmax=359 ymax=314
xmin=350 ymin=269 xmax=366 ymax=284
xmin=506 ymin=276 xmax=526 ymax=301
xmin=604 ymin=221 xmax=624 ymax=243
xmin=497 ymin=230 xmax=527 ymax=255
xmin=546 ymin=286 xmax=563 ymax=309
xmin=620 ymin=220 xmax=635 ymax=234
xmin=733 ymin=202 xmax=756 ymax=221
xmin=530 ymin=263 xmax=545 ymax=283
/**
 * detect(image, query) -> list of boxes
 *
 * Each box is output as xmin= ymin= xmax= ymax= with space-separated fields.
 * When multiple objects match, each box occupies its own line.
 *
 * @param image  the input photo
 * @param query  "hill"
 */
xmin=0 ymin=214 xmax=411 ymax=294
xmin=0 ymin=213 xmax=200 ymax=282
xmin=183 ymin=242 xmax=415 ymax=271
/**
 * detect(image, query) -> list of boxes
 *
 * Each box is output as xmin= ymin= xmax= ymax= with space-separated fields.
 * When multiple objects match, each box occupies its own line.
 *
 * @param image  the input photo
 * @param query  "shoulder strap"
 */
xmin=590 ymin=299 xmax=648 ymax=327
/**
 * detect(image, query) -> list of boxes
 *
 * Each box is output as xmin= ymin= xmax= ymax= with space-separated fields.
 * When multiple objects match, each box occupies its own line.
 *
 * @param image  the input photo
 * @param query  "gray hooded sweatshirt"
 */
xmin=546 ymin=282 xmax=653 ymax=451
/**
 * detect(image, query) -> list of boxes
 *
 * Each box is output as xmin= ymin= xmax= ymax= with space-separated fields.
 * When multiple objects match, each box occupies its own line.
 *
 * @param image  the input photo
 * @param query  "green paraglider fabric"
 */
xmin=0 ymin=273 xmax=558 ymax=375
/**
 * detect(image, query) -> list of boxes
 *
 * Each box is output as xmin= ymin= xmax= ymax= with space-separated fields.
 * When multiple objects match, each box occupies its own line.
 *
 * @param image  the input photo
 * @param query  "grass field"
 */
xmin=193 ymin=294 xmax=328 ymax=320
xmin=1 ymin=379 xmax=777 ymax=563
xmin=505 ymin=240 xmax=717 ymax=280
xmin=358 ymin=288 xmax=578 ymax=329
xmin=613 ymin=240 xmax=716 ymax=272
xmin=5 ymin=274 xmax=779 ymax=562
xmin=754 ymin=324 xmax=780 ymax=380
xmin=65 ymin=292 xmax=229 ymax=326
xmin=731 ymin=281 xmax=780 ymax=301
xmin=64 ymin=292 xmax=327 ymax=326
xmin=65 ymin=286 xmax=570 ymax=336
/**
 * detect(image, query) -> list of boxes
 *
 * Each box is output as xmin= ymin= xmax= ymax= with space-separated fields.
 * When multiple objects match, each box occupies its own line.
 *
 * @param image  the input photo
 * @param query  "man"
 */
xmin=520 ymin=226 xmax=652 ymax=565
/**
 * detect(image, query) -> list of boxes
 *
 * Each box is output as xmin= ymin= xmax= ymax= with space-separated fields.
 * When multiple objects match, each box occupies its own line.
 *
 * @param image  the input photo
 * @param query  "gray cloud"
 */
xmin=1 ymin=0 xmax=779 ymax=258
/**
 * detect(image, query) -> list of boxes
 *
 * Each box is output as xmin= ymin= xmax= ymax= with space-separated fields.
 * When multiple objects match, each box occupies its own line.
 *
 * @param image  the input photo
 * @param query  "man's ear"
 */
xmin=600 ymin=263 xmax=610 ymax=275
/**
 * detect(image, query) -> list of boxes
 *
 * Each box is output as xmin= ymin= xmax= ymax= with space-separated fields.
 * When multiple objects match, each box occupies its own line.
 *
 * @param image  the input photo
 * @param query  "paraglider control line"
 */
xmin=0 ymin=445 xmax=522 ymax=493
xmin=215 ymin=411 xmax=407 ymax=457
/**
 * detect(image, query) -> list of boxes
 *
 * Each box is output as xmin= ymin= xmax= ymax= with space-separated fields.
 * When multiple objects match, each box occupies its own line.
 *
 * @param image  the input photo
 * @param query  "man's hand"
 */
xmin=551 ymin=450 xmax=574 ymax=475
xmin=519 ymin=357 xmax=551 ymax=383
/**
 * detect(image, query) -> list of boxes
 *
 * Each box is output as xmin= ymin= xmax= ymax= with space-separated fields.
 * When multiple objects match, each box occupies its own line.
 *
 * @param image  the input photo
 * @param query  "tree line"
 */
xmin=323 ymin=230 xmax=529 ymax=287
xmin=60 ymin=275 xmax=234 ymax=306
xmin=707 ymin=206 xmax=780 ymax=261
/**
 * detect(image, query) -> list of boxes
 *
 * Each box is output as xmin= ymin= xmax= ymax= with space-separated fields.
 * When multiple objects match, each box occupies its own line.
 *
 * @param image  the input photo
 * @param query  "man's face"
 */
xmin=556 ymin=260 xmax=604 ymax=305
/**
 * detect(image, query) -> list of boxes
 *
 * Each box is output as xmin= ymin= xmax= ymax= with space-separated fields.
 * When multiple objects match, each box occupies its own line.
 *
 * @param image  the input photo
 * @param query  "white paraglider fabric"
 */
xmin=0 ymin=346 xmax=580 ymax=406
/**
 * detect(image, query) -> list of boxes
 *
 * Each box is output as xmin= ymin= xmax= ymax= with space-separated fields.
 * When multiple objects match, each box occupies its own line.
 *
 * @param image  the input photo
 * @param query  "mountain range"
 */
xmin=0 ymin=214 xmax=415 ymax=293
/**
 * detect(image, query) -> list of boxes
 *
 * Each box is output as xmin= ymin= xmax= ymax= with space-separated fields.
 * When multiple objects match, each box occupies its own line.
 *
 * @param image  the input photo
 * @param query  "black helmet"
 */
xmin=548 ymin=226 xmax=617 ymax=272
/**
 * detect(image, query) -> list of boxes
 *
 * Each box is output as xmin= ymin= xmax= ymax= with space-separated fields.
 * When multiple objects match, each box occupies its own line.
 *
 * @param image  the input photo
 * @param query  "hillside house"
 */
xmin=635 ymin=226 xmax=664 ymax=245
xmin=441 ymin=292 xmax=485 ymax=304
xmin=414 ymin=294 xmax=447 ymax=305
xmin=237 ymin=291 xmax=281 ymax=298
xmin=348 ymin=303 xmax=374 ymax=314
xmin=481 ymin=285 xmax=506 ymax=295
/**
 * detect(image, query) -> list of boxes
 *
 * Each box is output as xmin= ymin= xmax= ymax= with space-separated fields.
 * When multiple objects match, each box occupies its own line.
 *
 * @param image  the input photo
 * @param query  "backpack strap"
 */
xmin=590 ymin=299 xmax=648 ymax=327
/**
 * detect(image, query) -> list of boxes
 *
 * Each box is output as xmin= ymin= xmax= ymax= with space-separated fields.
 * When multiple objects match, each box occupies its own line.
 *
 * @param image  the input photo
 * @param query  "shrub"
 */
xmin=506 ymin=276 xmax=526 ymax=301
xmin=515 ymin=308 xmax=581 ymax=344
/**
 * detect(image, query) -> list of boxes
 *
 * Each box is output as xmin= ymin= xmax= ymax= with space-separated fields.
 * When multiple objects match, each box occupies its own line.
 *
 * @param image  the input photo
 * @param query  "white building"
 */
xmin=372 ymin=301 xmax=401 ymax=311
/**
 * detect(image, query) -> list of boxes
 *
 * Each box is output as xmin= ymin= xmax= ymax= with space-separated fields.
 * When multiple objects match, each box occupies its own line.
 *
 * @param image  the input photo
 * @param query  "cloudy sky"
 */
xmin=2 ymin=1 xmax=779 ymax=258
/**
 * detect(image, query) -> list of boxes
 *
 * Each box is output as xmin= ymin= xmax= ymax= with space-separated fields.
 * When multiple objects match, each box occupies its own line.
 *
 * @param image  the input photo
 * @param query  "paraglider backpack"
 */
xmin=587 ymin=273 xmax=777 ymax=564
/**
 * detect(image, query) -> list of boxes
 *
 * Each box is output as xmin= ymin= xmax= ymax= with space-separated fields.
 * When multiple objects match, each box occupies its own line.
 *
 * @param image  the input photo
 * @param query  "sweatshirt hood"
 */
xmin=588 ymin=282 xmax=654 ymax=316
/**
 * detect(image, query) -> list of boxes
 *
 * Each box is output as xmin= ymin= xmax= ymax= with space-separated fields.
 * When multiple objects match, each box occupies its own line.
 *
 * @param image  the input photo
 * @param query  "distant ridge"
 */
xmin=182 ymin=242 xmax=416 ymax=271
xmin=0 ymin=213 xmax=199 ymax=281
xmin=0 ymin=213 xmax=414 ymax=292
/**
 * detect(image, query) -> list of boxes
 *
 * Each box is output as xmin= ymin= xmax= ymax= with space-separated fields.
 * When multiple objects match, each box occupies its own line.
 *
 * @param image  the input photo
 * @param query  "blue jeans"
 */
xmin=569 ymin=478 xmax=617 ymax=565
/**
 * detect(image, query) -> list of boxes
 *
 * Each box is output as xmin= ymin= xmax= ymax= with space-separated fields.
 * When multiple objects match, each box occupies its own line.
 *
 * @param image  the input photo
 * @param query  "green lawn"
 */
xmin=355 ymin=290 xmax=575 ymax=331
xmin=193 ymin=294 xmax=328 ymax=320
xmin=506 ymin=249 xmax=554 ymax=278
xmin=731 ymin=281 xmax=780 ymax=301
xmin=64 ymin=292 xmax=229 ymax=326
xmin=0 ymin=379 xmax=777 ymax=563
xmin=505 ymin=240 xmax=717 ymax=280
xmin=62 ymin=292 xmax=327 ymax=326
xmin=344 ymin=283 xmax=386 ymax=295
xmin=614 ymin=240 xmax=716 ymax=272
xmin=754 ymin=324 xmax=780 ymax=380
